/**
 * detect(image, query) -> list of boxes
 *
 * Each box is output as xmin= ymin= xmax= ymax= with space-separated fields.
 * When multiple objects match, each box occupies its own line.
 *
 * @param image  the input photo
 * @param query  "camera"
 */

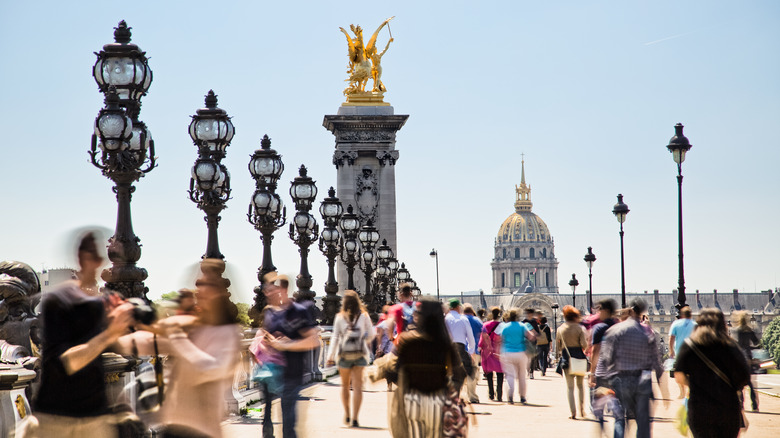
xmin=127 ymin=298 xmax=157 ymax=325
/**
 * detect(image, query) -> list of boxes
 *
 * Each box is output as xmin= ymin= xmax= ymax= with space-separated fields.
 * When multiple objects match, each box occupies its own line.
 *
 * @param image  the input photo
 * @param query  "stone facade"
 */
xmin=323 ymin=105 xmax=408 ymax=293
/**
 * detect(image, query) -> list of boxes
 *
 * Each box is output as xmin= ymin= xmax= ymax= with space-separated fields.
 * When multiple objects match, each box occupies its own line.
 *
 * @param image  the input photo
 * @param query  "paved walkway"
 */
xmin=224 ymin=369 xmax=780 ymax=437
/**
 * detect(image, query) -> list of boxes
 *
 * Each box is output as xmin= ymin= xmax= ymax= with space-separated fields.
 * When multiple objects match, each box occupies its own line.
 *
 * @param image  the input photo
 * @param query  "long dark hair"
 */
xmin=415 ymin=297 xmax=452 ymax=346
xmin=690 ymin=308 xmax=734 ymax=346
xmin=340 ymin=290 xmax=367 ymax=322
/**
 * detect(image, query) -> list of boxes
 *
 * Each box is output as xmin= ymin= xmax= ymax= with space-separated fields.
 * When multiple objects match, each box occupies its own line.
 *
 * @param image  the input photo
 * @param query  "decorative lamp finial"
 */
xmin=114 ymin=20 xmax=132 ymax=44
xmin=205 ymin=90 xmax=218 ymax=109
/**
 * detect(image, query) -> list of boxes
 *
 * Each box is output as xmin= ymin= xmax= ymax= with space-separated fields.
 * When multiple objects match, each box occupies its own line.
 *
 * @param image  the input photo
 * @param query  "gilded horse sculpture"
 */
xmin=340 ymin=17 xmax=394 ymax=96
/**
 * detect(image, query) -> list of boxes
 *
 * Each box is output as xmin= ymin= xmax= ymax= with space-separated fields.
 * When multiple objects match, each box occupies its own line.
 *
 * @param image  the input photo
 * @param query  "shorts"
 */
xmin=339 ymin=356 xmax=368 ymax=369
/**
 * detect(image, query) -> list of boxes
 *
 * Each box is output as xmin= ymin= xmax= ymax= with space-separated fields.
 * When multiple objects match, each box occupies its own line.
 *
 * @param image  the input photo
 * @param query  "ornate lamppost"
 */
xmin=666 ymin=123 xmax=692 ymax=312
xmin=569 ymin=274 xmax=579 ymax=308
xmin=395 ymin=262 xmax=410 ymax=302
xmin=357 ymin=221 xmax=381 ymax=314
xmin=318 ymin=187 xmax=343 ymax=324
xmin=188 ymin=91 xmax=234 ymax=260
xmin=374 ymin=239 xmax=395 ymax=310
xmin=430 ymin=249 xmax=440 ymax=301
xmin=247 ymin=135 xmax=285 ymax=316
xmin=338 ymin=205 xmax=361 ymax=291
xmin=90 ymin=20 xmax=156 ymax=298
xmin=289 ymin=165 xmax=319 ymax=304
xmin=584 ymin=247 xmax=596 ymax=312
xmin=387 ymin=257 xmax=400 ymax=302
xmin=612 ymin=194 xmax=630 ymax=307
xmin=551 ymin=302 xmax=560 ymax=349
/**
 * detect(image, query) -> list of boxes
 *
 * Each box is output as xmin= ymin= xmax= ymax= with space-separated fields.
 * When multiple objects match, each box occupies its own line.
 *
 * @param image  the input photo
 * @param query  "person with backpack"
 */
xmin=388 ymin=283 xmax=417 ymax=345
xmin=326 ymin=290 xmax=373 ymax=428
xmin=536 ymin=313 xmax=551 ymax=376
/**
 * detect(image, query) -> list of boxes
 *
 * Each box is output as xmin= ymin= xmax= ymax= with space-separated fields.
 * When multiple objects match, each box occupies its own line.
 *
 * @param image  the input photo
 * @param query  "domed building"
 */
xmin=491 ymin=160 xmax=558 ymax=294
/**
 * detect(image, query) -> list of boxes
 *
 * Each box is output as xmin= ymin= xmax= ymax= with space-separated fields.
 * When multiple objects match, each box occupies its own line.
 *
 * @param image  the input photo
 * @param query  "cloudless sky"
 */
xmin=1 ymin=1 xmax=778 ymax=304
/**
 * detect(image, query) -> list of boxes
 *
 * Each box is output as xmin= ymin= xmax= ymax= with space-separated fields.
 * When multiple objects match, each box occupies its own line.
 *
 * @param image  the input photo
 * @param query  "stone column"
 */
xmin=323 ymin=106 xmax=408 ymax=296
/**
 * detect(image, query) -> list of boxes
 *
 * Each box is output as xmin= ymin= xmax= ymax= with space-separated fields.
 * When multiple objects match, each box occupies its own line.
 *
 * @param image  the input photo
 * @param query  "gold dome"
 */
xmin=496 ymin=158 xmax=552 ymax=243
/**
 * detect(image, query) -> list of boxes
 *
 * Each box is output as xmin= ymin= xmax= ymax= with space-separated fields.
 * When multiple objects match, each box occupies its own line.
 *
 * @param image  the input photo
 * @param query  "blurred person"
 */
xmin=444 ymin=299 xmax=475 ymax=395
xmin=669 ymin=305 xmax=696 ymax=399
xmin=598 ymin=299 xmax=663 ymax=438
xmin=260 ymin=272 xmax=319 ymax=438
xmin=174 ymin=288 xmax=196 ymax=316
xmin=388 ymin=283 xmax=417 ymax=345
xmin=33 ymin=232 xmax=134 ymax=438
xmin=536 ymin=312 xmax=551 ymax=376
xmin=555 ymin=305 xmax=588 ymax=419
xmin=588 ymin=299 xmax=621 ymax=431
xmin=479 ymin=307 xmax=504 ymax=401
xmin=497 ymin=308 xmax=535 ymax=404
xmin=476 ymin=308 xmax=486 ymax=322
xmin=732 ymin=310 xmax=759 ymax=411
xmin=375 ymin=305 xmax=393 ymax=359
xmin=462 ymin=303 xmax=483 ymax=403
xmin=393 ymin=298 xmax=466 ymax=438
xmin=326 ymin=290 xmax=373 ymax=427
xmin=592 ymin=386 xmax=623 ymax=437
xmin=675 ymin=308 xmax=750 ymax=438
xmin=522 ymin=308 xmax=541 ymax=379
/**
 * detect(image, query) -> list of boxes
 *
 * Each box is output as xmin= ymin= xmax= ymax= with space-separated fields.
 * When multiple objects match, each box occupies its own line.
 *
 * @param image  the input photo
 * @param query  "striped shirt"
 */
xmin=598 ymin=318 xmax=663 ymax=378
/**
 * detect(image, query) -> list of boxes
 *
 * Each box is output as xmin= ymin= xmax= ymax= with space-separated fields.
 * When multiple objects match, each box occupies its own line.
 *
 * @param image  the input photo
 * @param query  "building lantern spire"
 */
xmin=515 ymin=156 xmax=532 ymax=212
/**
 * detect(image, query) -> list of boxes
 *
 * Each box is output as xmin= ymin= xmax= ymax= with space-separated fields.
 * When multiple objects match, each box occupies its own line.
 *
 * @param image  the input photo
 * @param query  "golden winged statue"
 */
xmin=340 ymin=17 xmax=394 ymax=97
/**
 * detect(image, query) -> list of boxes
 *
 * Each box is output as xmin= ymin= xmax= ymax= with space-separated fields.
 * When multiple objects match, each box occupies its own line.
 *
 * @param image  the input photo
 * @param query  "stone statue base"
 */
xmin=343 ymin=92 xmax=390 ymax=106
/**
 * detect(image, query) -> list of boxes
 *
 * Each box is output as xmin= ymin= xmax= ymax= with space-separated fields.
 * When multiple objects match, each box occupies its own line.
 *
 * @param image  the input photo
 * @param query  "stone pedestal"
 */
xmin=0 ymin=364 xmax=36 ymax=438
xmin=323 ymin=106 xmax=408 ymax=296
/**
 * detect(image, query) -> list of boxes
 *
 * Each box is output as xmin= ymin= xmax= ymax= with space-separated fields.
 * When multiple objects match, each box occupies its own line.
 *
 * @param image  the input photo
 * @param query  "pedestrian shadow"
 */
xmin=514 ymin=403 xmax=550 ymax=407
xmin=346 ymin=425 xmax=387 ymax=431
xmin=748 ymin=411 xmax=780 ymax=416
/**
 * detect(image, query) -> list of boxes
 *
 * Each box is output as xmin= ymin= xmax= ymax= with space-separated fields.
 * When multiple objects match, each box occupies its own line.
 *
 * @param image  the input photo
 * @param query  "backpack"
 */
xmin=400 ymin=302 xmax=415 ymax=331
xmin=340 ymin=314 xmax=365 ymax=360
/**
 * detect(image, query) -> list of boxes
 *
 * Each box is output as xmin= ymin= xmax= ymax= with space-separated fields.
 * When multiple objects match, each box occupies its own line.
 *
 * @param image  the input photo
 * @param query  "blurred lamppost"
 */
xmin=551 ymin=302 xmax=559 ymax=350
xmin=247 ymin=135 xmax=285 ymax=316
xmin=338 ymin=205 xmax=361 ymax=291
xmin=396 ymin=262 xmax=410 ymax=302
xmin=584 ymin=247 xmax=596 ymax=312
xmin=387 ymin=257 xmax=399 ymax=303
xmin=289 ymin=165 xmax=319 ymax=303
xmin=375 ymin=239 xmax=395 ymax=310
xmin=318 ymin=187 xmax=343 ymax=324
xmin=90 ymin=21 xmax=156 ymax=299
xmin=666 ymin=123 xmax=692 ymax=312
xmin=430 ymin=249 xmax=440 ymax=301
xmin=612 ymin=194 xmax=630 ymax=307
xmin=358 ymin=221 xmax=381 ymax=314
xmin=569 ymin=274 xmax=579 ymax=308
xmin=188 ymin=91 xmax=234 ymax=260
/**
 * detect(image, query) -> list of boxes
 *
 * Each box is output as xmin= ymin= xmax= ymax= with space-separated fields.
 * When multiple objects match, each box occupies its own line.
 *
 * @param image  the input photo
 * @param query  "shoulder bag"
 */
xmin=562 ymin=335 xmax=588 ymax=377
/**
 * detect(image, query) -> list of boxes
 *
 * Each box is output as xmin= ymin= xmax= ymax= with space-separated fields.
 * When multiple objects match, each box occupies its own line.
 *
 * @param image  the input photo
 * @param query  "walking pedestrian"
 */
xmin=674 ymin=308 xmax=750 ymax=438
xmin=522 ymin=308 xmax=541 ymax=379
xmin=497 ymin=308 xmax=536 ymax=404
xmin=598 ymin=299 xmax=663 ymax=438
xmin=261 ymin=272 xmax=320 ymax=438
xmin=389 ymin=283 xmax=417 ymax=345
xmin=463 ymin=303 xmax=483 ymax=403
xmin=326 ymin=290 xmax=373 ymax=427
xmin=536 ymin=313 xmax=551 ymax=376
xmin=669 ymin=305 xmax=696 ymax=399
xmin=479 ymin=307 xmax=504 ymax=402
xmin=587 ymin=299 xmax=621 ymax=432
xmin=444 ymin=299 xmax=475 ymax=395
xmin=392 ymin=298 xmax=466 ymax=438
xmin=32 ymin=232 xmax=134 ymax=438
xmin=732 ymin=310 xmax=759 ymax=412
xmin=555 ymin=305 xmax=588 ymax=419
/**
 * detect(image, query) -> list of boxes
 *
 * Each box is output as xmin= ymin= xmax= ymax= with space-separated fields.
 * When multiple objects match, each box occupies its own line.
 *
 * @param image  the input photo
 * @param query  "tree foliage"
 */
xmin=236 ymin=302 xmax=253 ymax=327
xmin=763 ymin=316 xmax=780 ymax=365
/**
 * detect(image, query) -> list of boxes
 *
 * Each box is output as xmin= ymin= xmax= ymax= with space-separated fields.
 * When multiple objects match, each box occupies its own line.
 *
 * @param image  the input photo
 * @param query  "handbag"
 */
xmin=684 ymin=338 xmax=749 ymax=432
xmin=442 ymin=380 xmax=469 ymax=437
xmin=252 ymin=362 xmax=283 ymax=395
xmin=674 ymin=398 xmax=689 ymax=436
xmin=562 ymin=338 xmax=588 ymax=377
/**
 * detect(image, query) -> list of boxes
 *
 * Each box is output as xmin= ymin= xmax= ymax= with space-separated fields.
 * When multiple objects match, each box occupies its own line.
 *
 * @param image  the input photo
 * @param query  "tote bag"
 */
xmin=562 ymin=338 xmax=588 ymax=377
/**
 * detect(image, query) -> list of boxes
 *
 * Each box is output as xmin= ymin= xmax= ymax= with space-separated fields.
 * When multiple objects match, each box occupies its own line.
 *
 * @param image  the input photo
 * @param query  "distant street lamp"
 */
xmin=289 ymin=165 xmax=319 ymax=303
xmin=568 ymin=274 xmax=579 ymax=308
xmin=247 ymin=135 xmax=286 ymax=316
xmin=90 ymin=21 xmax=156 ymax=299
xmin=430 ymin=249 xmax=440 ymax=301
xmin=584 ymin=247 xmax=596 ymax=312
xmin=667 ymin=123 xmax=693 ymax=312
xmin=396 ymin=262 xmax=410 ymax=300
xmin=612 ymin=194 xmax=630 ymax=307
xmin=375 ymin=239 xmax=395 ymax=310
xmin=318 ymin=187 xmax=343 ymax=324
xmin=338 ymin=205 xmax=361 ymax=291
xmin=551 ymin=302 xmax=559 ymax=350
xmin=358 ymin=221 xmax=381 ymax=314
xmin=188 ymin=91 xmax=234 ymax=261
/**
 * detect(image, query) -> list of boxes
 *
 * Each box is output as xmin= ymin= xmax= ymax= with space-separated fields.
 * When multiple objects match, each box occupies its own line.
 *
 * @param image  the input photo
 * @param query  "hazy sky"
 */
xmin=1 ymin=1 xmax=778 ymax=304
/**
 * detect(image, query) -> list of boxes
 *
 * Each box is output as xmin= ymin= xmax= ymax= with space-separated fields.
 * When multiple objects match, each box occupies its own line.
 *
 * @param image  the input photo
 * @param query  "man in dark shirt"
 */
xmin=522 ymin=308 xmax=541 ymax=379
xmin=33 ymin=232 xmax=133 ymax=437
xmin=263 ymin=273 xmax=319 ymax=438
xmin=588 ymin=299 xmax=620 ymax=432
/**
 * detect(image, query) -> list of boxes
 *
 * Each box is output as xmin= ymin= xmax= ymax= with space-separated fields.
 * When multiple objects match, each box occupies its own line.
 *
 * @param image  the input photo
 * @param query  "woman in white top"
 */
xmin=326 ymin=290 xmax=373 ymax=428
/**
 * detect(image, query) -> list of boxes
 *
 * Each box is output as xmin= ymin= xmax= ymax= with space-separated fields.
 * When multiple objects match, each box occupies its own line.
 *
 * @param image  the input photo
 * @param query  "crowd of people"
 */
xmin=20 ymin=231 xmax=765 ymax=438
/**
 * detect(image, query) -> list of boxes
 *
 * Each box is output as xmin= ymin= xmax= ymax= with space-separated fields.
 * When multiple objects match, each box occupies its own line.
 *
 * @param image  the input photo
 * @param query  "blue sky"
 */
xmin=1 ymin=1 xmax=778 ymax=303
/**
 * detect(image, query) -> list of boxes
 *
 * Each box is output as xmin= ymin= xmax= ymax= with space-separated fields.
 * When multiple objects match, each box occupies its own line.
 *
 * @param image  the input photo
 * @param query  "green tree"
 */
xmin=159 ymin=291 xmax=179 ymax=301
xmin=236 ymin=302 xmax=253 ymax=327
xmin=763 ymin=316 xmax=780 ymax=366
